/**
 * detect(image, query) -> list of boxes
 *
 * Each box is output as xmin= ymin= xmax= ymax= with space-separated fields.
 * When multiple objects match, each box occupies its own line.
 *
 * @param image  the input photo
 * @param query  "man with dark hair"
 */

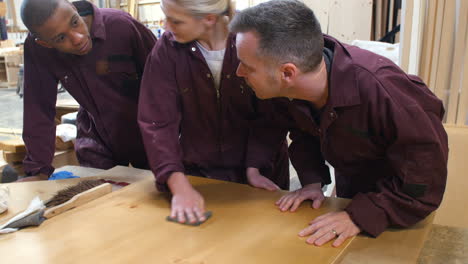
xmin=19 ymin=0 xmax=156 ymax=181
xmin=230 ymin=0 xmax=448 ymax=247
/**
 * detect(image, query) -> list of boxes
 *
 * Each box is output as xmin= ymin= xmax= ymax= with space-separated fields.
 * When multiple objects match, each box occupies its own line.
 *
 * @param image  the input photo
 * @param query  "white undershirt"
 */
xmin=196 ymin=41 xmax=226 ymax=89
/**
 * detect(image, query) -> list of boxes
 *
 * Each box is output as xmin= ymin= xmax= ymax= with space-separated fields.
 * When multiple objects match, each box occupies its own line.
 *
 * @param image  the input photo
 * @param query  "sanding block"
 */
xmin=166 ymin=211 xmax=212 ymax=226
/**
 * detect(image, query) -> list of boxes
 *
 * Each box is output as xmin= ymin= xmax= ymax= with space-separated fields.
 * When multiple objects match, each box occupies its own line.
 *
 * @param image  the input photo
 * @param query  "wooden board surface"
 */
xmin=0 ymin=170 xmax=353 ymax=264
xmin=338 ymin=213 xmax=434 ymax=264
xmin=0 ymin=138 xmax=25 ymax=153
xmin=434 ymin=126 xmax=468 ymax=228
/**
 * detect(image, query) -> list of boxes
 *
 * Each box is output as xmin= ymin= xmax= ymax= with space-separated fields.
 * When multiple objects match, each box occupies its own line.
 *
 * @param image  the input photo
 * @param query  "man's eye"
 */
xmin=55 ymin=35 xmax=65 ymax=43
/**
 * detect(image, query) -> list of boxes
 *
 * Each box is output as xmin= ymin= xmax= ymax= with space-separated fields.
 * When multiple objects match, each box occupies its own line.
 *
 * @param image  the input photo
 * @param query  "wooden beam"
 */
xmin=428 ymin=0 xmax=446 ymax=90
xmin=432 ymin=0 xmax=456 ymax=110
xmin=446 ymin=0 xmax=468 ymax=124
xmin=374 ymin=0 xmax=383 ymax=40
xmin=0 ymin=138 xmax=25 ymax=153
xmin=2 ymin=150 xmax=25 ymax=163
xmin=456 ymin=30 xmax=468 ymax=126
xmin=400 ymin=0 xmax=414 ymax=72
xmin=419 ymin=0 xmax=437 ymax=85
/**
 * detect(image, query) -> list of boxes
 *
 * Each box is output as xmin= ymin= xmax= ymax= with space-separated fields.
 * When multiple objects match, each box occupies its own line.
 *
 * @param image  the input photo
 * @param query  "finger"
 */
xmin=298 ymin=223 xmax=321 ymax=237
xmin=311 ymin=197 xmax=324 ymax=209
xmin=332 ymin=232 xmax=349 ymax=247
xmin=275 ymin=194 xmax=289 ymax=205
xmin=290 ymin=197 xmax=305 ymax=212
xmin=193 ymin=206 xmax=206 ymax=222
xmin=263 ymin=182 xmax=280 ymax=191
xmin=176 ymin=209 xmax=186 ymax=223
xmin=262 ymin=178 xmax=280 ymax=191
xmin=170 ymin=206 xmax=177 ymax=218
xmin=312 ymin=230 xmax=337 ymax=246
xmin=184 ymin=208 xmax=197 ymax=223
xmin=309 ymin=212 xmax=333 ymax=225
xmin=280 ymin=195 xmax=298 ymax=212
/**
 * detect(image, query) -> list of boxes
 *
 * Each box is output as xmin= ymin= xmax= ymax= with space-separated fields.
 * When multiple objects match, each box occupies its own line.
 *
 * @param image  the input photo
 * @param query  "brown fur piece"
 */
xmin=45 ymin=180 xmax=105 ymax=207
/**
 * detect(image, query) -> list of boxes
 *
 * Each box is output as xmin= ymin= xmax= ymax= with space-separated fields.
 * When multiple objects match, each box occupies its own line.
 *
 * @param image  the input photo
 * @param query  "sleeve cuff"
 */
xmin=153 ymin=165 xmax=184 ymax=192
xmin=344 ymin=193 xmax=390 ymax=237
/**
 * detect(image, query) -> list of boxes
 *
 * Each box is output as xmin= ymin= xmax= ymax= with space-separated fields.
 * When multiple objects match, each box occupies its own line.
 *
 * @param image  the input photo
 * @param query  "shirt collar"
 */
xmin=323 ymin=34 xmax=361 ymax=108
xmin=73 ymin=1 xmax=106 ymax=41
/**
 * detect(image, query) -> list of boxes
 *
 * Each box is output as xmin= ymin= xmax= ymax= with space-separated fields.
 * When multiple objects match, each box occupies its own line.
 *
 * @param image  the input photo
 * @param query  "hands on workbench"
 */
xmin=15 ymin=173 xmax=49 ymax=182
xmin=276 ymin=183 xmax=324 ymax=211
xmin=246 ymin=167 xmax=280 ymax=191
xmin=276 ymin=183 xmax=360 ymax=247
xmin=299 ymin=211 xmax=361 ymax=247
xmin=167 ymin=172 xmax=207 ymax=224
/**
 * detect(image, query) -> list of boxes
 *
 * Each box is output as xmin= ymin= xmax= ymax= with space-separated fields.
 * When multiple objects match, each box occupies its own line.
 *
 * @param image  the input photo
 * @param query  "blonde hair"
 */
xmin=171 ymin=0 xmax=234 ymax=20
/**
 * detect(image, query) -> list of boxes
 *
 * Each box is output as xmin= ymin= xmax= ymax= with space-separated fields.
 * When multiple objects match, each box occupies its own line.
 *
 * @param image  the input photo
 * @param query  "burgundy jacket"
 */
xmin=273 ymin=35 xmax=448 ymax=237
xmin=22 ymin=1 xmax=156 ymax=175
xmin=138 ymin=32 xmax=289 ymax=191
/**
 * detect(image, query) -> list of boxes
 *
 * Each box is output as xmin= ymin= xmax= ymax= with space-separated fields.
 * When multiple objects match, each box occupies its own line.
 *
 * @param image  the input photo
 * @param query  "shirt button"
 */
xmin=318 ymin=128 xmax=322 ymax=134
xmin=329 ymin=112 xmax=336 ymax=119
xmin=207 ymin=73 xmax=211 ymax=78
xmin=191 ymin=47 xmax=196 ymax=52
xmin=226 ymin=74 xmax=231 ymax=79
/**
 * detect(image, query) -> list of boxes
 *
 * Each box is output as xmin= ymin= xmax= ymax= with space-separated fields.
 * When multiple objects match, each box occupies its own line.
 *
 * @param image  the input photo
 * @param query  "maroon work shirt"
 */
xmin=22 ymin=1 xmax=156 ymax=176
xmin=138 ymin=32 xmax=289 ymax=191
xmin=273 ymin=35 xmax=448 ymax=237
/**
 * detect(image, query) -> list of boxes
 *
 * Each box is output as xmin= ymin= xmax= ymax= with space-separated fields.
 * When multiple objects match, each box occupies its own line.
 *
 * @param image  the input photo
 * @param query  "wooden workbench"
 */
xmin=0 ymin=166 xmax=433 ymax=263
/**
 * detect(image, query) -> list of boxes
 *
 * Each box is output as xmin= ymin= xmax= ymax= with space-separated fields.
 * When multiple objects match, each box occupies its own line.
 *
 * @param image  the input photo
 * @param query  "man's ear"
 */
xmin=35 ymin=38 xmax=53 ymax=48
xmin=280 ymin=63 xmax=298 ymax=84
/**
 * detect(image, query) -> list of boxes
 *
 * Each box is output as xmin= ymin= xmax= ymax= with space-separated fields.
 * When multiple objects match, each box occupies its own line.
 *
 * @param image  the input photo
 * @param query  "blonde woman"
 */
xmin=138 ymin=0 xmax=289 ymax=224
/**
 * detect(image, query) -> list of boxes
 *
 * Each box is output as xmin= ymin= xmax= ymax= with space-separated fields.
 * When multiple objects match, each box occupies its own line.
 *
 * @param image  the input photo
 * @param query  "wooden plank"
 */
xmin=399 ymin=0 xmax=414 ymax=72
xmin=395 ymin=9 xmax=401 ymax=42
xmin=456 ymin=35 xmax=468 ymax=126
xmin=2 ymin=151 xmax=25 ymax=163
xmin=446 ymin=1 xmax=468 ymax=124
xmin=327 ymin=0 xmax=373 ymax=43
xmin=374 ymin=0 xmax=383 ymax=40
xmin=388 ymin=0 xmax=395 ymax=33
xmin=428 ymin=0 xmax=446 ymax=90
xmin=419 ymin=0 xmax=438 ymax=85
xmin=0 ymin=172 xmax=354 ymax=264
xmin=128 ymin=0 xmax=136 ymax=17
xmin=432 ymin=0 xmax=456 ymax=110
xmin=0 ymin=128 xmax=22 ymax=135
xmin=407 ymin=0 xmax=426 ymax=75
xmin=0 ymin=138 xmax=25 ymax=153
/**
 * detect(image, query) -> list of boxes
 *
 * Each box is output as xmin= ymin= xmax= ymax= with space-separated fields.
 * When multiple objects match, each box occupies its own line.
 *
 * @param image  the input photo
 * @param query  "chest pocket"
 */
xmin=98 ymin=56 xmax=140 ymax=101
xmin=325 ymin=122 xmax=385 ymax=166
